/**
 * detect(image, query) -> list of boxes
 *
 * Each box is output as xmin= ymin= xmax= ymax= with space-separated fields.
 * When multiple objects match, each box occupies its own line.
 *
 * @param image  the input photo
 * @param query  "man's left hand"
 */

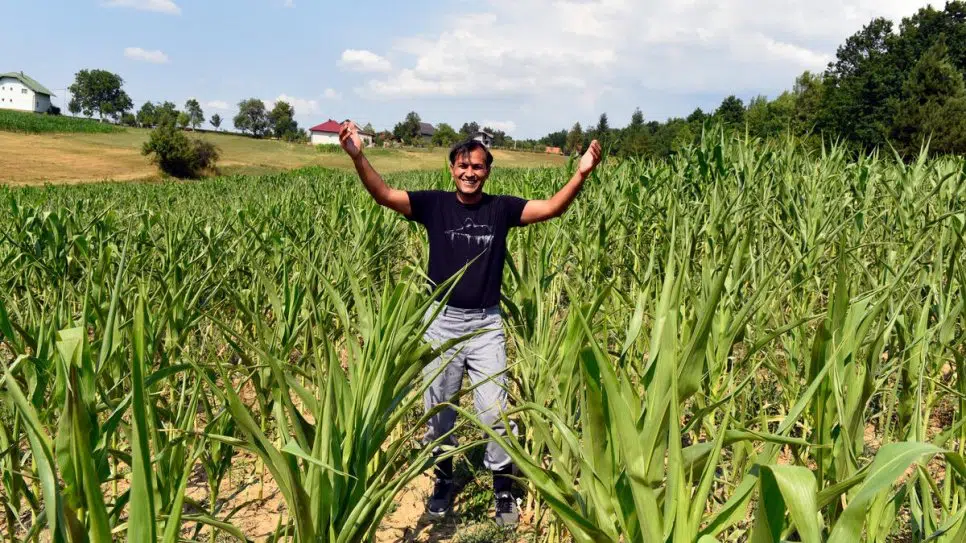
xmin=578 ymin=140 xmax=603 ymax=177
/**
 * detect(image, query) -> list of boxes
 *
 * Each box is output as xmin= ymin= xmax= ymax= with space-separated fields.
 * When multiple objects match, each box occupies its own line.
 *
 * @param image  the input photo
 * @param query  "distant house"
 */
xmin=545 ymin=146 xmax=562 ymax=155
xmin=472 ymin=130 xmax=494 ymax=147
xmin=0 ymin=71 xmax=55 ymax=113
xmin=419 ymin=122 xmax=435 ymax=143
xmin=357 ymin=124 xmax=375 ymax=145
xmin=308 ymin=119 xmax=373 ymax=146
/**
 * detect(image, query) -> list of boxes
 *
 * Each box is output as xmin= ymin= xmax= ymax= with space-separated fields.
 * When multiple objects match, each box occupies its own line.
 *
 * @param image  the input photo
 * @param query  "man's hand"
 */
xmin=520 ymin=139 xmax=602 ymax=225
xmin=339 ymin=120 xmax=364 ymax=159
xmin=578 ymin=139 xmax=602 ymax=177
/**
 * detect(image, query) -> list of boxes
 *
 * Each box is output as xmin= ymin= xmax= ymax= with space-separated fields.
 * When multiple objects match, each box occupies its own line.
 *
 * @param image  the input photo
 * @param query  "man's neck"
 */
xmin=455 ymin=191 xmax=483 ymax=205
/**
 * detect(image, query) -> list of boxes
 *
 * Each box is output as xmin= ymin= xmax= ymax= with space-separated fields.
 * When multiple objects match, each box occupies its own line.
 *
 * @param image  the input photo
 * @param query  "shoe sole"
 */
xmin=426 ymin=507 xmax=451 ymax=518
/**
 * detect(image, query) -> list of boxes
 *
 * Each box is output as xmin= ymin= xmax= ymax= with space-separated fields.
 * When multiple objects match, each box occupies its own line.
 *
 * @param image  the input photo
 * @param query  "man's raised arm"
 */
xmin=339 ymin=121 xmax=412 ymax=217
xmin=520 ymin=140 xmax=602 ymax=225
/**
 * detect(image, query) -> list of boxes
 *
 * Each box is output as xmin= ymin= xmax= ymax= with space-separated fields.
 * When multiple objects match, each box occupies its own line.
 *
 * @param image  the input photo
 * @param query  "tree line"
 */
xmin=65 ymin=70 xmax=308 ymax=142
xmin=527 ymin=1 xmax=966 ymax=159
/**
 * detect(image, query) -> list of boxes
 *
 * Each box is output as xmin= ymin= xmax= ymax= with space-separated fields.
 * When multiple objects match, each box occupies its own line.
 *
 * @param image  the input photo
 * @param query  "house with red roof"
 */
xmin=308 ymin=119 xmax=373 ymax=146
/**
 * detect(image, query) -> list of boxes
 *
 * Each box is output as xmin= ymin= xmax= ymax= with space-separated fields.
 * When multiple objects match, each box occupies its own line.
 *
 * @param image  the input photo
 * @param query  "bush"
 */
xmin=142 ymin=122 xmax=220 ymax=178
xmin=47 ymin=105 xmax=61 ymax=116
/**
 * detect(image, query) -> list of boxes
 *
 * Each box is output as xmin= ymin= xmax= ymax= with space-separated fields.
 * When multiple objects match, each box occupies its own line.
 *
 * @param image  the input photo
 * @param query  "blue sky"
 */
xmin=3 ymin=0 xmax=932 ymax=139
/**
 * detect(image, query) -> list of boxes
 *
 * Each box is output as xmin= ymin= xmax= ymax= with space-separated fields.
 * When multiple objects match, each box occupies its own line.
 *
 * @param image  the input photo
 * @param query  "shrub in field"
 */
xmin=141 ymin=121 xmax=220 ymax=178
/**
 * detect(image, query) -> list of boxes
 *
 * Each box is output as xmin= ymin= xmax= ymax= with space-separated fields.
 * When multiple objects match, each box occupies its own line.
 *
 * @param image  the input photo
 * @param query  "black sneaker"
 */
xmin=494 ymin=491 xmax=519 ymax=526
xmin=427 ymin=477 xmax=454 ymax=517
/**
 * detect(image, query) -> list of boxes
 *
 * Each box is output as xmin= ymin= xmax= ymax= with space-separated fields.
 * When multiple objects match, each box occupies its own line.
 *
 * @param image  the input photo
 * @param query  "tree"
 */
xmin=792 ymin=71 xmax=826 ymax=134
xmin=177 ymin=112 xmax=190 ymax=130
xmin=745 ymin=95 xmax=771 ymax=137
xmin=629 ymin=108 xmax=644 ymax=130
xmin=892 ymin=2 xmax=966 ymax=76
xmin=67 ymin=69 xmax=133 ymax=122
xmin=822 ymin=18 xmax=902 ymax=150
xmin=155 ymin=101 xmax=179 ymax=126
xmin=594 ymin=113 xmax=610 ymax=140
xmin=686 ymin=108 xmax=707 ymax=123
xmin=459 ymin=122 xmax=480 ymax=139
xmin=268 ymin=100 xmax=299 ymax=140
xmin=210 ymin=113 xmax=222 ymax=130
xmin=892 ymin=37 xmax=966 ymax=156
xmin=715 ymin=95 xmax=745 ymax=128
xmin=565 ymin=122 xmax=584 ymax=154
xmin=142 ymin=122 xmax=220 ymax=178
xmin=393 ymin=111 xmax=422 ymax=145
xmin=540 ymin=129 xmax=567 ymax=148
xmin=432 ymin=122 xmax=458 ymax=146
xmin=621 ymin=108 xmax=650 ymax=157
xmin=136 ymin=101 xmax=157 ymax=128
xmin=480 ymin=126 xmax=509 ymax=147
xmin=184 ymin=99 xmax=204 ymax=129
xmin=363 ymin=122 xmax=375 ymax=135
xmin=234 ymin=98 xmax=270 ymax=137
xmin=120 ymin=112 xmax=138 ymax=127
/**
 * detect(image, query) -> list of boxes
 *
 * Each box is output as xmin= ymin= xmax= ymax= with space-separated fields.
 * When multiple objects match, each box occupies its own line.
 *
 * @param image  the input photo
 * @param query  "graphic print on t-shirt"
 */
xmin=445 ymin=218 xmax=494 ymax=248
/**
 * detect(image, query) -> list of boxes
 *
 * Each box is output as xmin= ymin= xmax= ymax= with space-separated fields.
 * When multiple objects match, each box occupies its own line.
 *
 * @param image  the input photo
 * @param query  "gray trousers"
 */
xmin=422 ymin=302 xmax=516 ymax=471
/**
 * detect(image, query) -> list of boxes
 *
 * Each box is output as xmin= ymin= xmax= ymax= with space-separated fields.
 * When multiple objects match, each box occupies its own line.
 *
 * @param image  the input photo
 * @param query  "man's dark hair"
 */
xmin=449 ymin=139 xmax=494 ymax=169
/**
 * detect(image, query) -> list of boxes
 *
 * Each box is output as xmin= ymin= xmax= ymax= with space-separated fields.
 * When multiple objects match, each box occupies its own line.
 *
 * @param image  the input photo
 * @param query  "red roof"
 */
xmin=309 ymin=119 xmax=341 ymax=133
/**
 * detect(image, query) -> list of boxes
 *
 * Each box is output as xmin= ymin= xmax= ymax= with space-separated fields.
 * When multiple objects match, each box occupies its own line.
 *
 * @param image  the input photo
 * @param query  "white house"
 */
xmin=308 ymin=119 xmax=373 ymax=146
xmin=0 ymin=71 xmax=55 ymax=113
xmin=472 ymin=130 xmax=494 ymax=147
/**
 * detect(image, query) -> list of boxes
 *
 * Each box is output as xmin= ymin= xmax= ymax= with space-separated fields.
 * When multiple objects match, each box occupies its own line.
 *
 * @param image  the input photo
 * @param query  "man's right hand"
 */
xmin=339 ymin=120 xmax=363 ymax=159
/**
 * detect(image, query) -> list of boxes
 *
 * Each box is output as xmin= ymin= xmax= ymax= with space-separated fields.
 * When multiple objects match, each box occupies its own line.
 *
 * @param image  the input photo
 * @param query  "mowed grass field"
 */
xmin=0 ymin=126 xmax=566 ymax=184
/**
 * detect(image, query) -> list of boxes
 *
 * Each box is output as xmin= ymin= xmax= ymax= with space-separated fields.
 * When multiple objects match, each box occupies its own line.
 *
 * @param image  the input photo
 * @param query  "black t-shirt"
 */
xmin=407 ymin=190 xmax=528 ymax=309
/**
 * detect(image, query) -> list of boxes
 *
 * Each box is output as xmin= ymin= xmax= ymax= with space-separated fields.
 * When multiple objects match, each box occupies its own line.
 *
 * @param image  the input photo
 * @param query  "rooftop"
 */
xmin=0 ymin=71 xmax=55 ymax=96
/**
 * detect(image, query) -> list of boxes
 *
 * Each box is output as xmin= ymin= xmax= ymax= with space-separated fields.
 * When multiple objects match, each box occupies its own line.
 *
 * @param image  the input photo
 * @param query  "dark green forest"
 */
xmin=523 ymin=1 xmax=966 ymax=159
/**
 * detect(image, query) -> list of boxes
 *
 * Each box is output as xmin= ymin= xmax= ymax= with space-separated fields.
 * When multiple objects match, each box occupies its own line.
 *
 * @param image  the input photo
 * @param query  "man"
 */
xmin=338 ymin=121 xmax=602 ymax=525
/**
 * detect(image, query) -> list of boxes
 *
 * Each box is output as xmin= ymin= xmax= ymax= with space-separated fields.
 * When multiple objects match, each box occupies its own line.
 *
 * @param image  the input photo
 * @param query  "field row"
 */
xmin=1 ymin=132 xmax=965 ymax=541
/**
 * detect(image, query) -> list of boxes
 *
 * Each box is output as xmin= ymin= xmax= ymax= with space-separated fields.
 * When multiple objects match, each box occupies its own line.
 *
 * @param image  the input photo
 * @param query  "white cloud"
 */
xmin=339 ymin=49 xmax=392 ymax=73
xmin=354 ymin=0 xmax=927 ymax=104
xmin=124 ymin=47 xmax=169 ymax=64
xmin=284 ymin=0 xmax=295 ymax=6
xmin=322 ymin=88 xmax=342 ymax=100
xmin=268 ymin=94 xmax=320 ymax=115
xmin=104 ymin=0 xmax=180 ymax=15
xmin=206 ymin=100 xmax=230 ymax=110
xmin=481 ymin=120 xmax=516 ymax=134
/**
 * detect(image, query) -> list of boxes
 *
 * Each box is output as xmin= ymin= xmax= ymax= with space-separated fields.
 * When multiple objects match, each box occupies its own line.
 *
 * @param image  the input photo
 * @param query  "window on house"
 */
xmin=22 ymin=89 xmax=28 ymax=94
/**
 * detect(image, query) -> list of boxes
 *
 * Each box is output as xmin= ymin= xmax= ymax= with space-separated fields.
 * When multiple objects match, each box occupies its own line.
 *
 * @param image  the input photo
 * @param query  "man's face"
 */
xmin=450 ymin=148 xmax=490 ymax=197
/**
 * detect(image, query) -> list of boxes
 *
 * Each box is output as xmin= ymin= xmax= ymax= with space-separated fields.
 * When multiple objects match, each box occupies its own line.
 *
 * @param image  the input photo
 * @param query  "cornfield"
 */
xmin=0 ymin=109 xmax=123 ymax=134
xmin=1 ymin=130 xmax=965 ymax=542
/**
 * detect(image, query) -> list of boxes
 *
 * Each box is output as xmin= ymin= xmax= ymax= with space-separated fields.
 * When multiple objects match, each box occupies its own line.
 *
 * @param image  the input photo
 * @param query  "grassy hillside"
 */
xmin=0 ymin=127 xmax=566 ymax=184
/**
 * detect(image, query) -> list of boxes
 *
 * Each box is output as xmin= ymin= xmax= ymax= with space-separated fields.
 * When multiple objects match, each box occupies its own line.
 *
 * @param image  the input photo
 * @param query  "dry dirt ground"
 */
xmin=187 ymin=450 xmax=532 ymax=542
xmin=0 ymin=129 xmax=566 ymax=185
